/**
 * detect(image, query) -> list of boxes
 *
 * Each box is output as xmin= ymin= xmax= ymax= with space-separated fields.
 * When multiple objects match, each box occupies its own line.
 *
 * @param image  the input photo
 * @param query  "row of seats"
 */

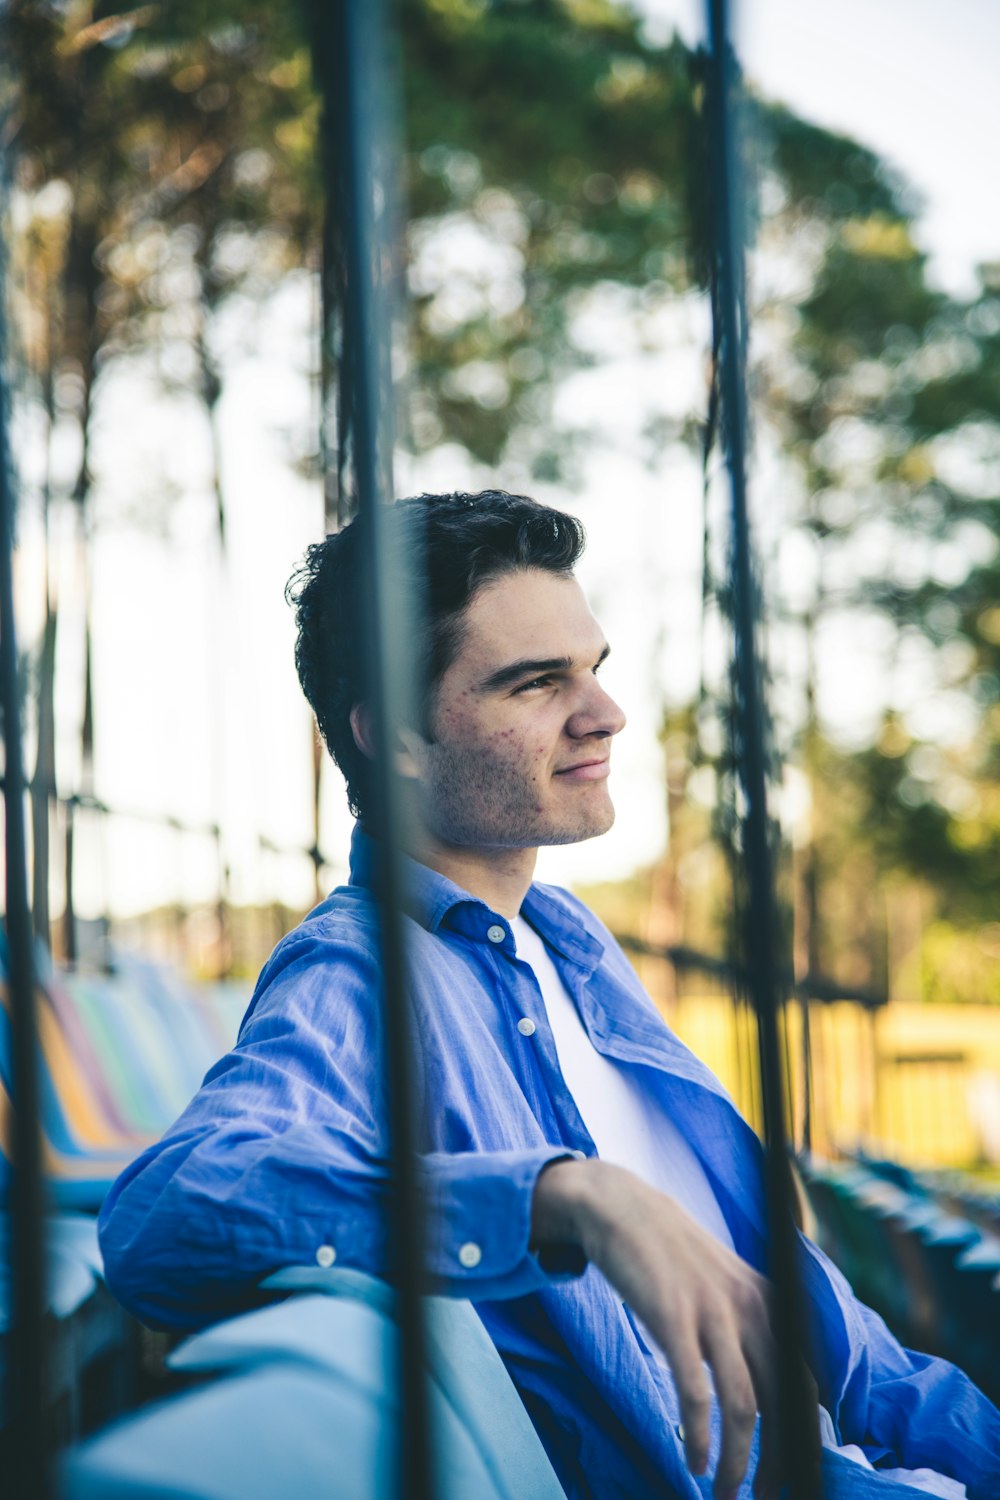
xmin=798 ymin=1151 xmax=1000 ymax=1402
xmin=0 ymin=946 xmax=246 ymax=1445
xmin=58 ymin=1261 xmax=945 ymax=1500
xmin=61 ymin=1267 xmax=570 ymax=1500
xmin=1 ymin=945 xmax=245 ymax=1211
xmin=63 ymin=1164 xmax=1000 ymax=1498
xmin=855 ymin=1149 xmax=1000 ymax=1240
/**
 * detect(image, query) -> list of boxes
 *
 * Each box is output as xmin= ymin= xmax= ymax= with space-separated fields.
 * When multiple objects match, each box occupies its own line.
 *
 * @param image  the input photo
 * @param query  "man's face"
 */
xmin=409 ymin=567 xmax=626 ymax=851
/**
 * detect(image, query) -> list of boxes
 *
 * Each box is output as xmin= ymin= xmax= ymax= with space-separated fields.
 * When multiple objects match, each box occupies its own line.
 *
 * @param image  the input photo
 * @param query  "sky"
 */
xmin=14 ymin=0 xmax=1000 ymax=923
xmin=646 ymin=0 xmax=1000 ymax=299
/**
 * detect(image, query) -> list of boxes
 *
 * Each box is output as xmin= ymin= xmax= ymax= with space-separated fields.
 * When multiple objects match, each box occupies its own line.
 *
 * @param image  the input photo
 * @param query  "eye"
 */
xmin=512 ymin=674 xmax=554 ymax=694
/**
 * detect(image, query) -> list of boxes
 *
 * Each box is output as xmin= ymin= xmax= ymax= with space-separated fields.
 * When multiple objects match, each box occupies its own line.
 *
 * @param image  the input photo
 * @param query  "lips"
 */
xmin=554 ymin=758 xmax=610 ymax=781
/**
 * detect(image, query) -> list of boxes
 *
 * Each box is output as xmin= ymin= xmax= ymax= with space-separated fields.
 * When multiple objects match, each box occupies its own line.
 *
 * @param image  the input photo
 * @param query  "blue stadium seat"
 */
xmin=0 ymin=1212 xmax=131 ymax=1434
xmin=800 ymin=1150 xmax=1000 ymax=1399
xmin=0 ymin=1212 xmax=103 ymax=1332
xmin=61 ymin=1270 xmax=567 ymax=1500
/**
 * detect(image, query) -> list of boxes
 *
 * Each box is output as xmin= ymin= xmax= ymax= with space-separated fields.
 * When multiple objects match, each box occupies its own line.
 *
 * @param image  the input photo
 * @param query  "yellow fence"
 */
xmin=631 ymin=954 xmax=1000 ymax=1170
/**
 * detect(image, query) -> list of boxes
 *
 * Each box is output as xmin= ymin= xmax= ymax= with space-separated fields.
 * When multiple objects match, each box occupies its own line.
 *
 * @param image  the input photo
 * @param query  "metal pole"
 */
xmin=0 ymin=219 xmax=52 ymax=1497
xmin=63 ymin=796 xmax=77 ymax=963
xmin=704 ymin=3 xmax=822 ymax=1495
xmin=309 ymin=5 xmax=435 ymax=1500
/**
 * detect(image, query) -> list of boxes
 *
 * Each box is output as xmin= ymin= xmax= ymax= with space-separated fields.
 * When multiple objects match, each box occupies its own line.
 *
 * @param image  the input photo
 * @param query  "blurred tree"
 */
xmin=4 ymin=0 xmax=314 ymax=951
xmin=4 ymin=0 xmax=999 ymax=997
xmin=757 ymin=172 xmax=1000 ymax=993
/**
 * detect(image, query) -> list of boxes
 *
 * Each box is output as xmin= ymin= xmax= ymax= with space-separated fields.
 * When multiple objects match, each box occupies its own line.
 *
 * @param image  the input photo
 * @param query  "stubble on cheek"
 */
xmin=422 ymin=729 xmax=615 ymax=848
xmin=421 ymin=722 xmax=550 ymax=846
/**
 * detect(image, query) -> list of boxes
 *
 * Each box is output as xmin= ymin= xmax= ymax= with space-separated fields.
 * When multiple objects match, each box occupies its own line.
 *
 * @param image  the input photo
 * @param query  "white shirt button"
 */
xmin=458 ymin=1241 xmax=482 ymax=1269
xmin=315 ymin=1244 xmax=337 ymax=1268
xmin=487 ymin=924 xmax=506 ymax=944
xmin=517 ymin=1017 xmax=536 ymax=1037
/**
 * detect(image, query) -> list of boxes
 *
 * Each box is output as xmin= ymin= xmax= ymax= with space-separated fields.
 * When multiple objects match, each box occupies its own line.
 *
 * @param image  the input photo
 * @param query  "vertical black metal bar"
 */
xmin=704 ymin=3 xmax=822 ymax=1496
xmin=0 ymin=226 xmax=51 ymax=1497
xmin=309 ymin=5 xmax=435 ymax=1500
xmin=799 ymin=993 xmax=814 ymax=1152
xmin=63 ymin=796 xmax=77 ymax=963
xmin=213 ymin=822 xmax=232 ymax=980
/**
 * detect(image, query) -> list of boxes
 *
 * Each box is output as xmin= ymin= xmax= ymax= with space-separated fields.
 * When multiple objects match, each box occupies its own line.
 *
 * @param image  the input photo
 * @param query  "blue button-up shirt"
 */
xmin=99 ymin=828 xmax=1000 ymax=1499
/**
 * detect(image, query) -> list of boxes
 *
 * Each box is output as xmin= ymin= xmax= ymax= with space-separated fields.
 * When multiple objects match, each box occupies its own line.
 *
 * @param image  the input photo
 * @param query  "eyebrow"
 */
xmin=477 ymin=643 xmax=610 ymax=693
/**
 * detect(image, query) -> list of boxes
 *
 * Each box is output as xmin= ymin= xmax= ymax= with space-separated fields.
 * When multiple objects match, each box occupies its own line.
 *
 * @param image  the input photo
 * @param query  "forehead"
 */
xmin=450 ymin=568 xmax=605 ymax=677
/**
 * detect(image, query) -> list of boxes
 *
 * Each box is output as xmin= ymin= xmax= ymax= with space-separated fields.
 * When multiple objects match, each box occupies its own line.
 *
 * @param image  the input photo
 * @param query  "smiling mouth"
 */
xmin=554 ymin=759 xmax=610 ymax=781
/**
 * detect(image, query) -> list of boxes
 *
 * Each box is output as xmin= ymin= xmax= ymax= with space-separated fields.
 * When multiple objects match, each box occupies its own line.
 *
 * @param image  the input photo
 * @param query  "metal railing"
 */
xmin=309 ymin=2 xmax=435 ymax=1497
xmin=705 ymin=1 xmax=821 ymax=1491
xmin=0 ymin=196 xmax=51 ymax=1500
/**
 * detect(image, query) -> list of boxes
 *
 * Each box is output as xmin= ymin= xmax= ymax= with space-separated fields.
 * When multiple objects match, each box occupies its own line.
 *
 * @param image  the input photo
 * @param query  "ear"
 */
xmin=394 ymin=726 xmax=427 ymax=782
xmin=350 ymin=704 xmax=425 ymax=783
xmin=349 ymin=702 xmax=375 ymax=760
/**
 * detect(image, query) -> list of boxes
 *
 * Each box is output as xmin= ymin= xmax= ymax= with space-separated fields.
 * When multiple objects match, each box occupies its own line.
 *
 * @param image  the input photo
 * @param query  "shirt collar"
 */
xmin=347 ymin=822 xmax=603 ymax=972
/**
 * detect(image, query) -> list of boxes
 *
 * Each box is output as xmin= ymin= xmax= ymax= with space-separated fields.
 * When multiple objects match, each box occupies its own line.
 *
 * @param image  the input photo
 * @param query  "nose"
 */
xmin=567 ymin=676 xmax=626 ymax=740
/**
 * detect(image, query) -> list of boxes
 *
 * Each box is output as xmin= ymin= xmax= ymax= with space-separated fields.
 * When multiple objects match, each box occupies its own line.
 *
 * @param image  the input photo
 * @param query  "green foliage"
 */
xmin=395 ymin=0 xmax=704 ymax=468
xmin=6 ymin=0 xmax=316 ymax=390
xmin=6 ymin=0 xmax=1000 ymax=996
xmin=763 ymin=106 xmax=902 ymax=223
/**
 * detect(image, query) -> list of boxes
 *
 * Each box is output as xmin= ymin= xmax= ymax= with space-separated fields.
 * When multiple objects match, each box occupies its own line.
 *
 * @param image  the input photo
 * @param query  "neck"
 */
xmin=407 ymin=834 xmax=537 ymax=920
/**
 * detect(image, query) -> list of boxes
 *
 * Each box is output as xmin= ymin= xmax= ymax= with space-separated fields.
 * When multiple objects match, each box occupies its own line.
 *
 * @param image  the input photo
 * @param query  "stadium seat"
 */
xmin=61 ymin=1270 xmax=568 ymax=1500
xmin=0 ymin=1211 xmax=132 ymax=1435
xmin=0 ymin=944 xmax=246 ymax=1210
xmin=0 ymin=1077 xmax=134 ymax=1214
xmin=800 ymin=1150 xmax=1000 ymax=1399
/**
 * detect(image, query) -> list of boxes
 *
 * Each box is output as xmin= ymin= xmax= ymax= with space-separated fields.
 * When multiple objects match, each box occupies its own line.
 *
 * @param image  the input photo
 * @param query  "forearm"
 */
xmin=101 ymin=1119 xmax=578 ymax=1328
xmin=531 ymin=1156 xmax=634 ymax=1260
xmin=531 ymin=1156 xmax=591 ymax=1245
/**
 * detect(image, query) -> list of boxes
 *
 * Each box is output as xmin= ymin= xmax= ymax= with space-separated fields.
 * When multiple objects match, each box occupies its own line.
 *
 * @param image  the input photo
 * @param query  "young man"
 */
xmin=100 ymin=490 xmax=998 ymax=1500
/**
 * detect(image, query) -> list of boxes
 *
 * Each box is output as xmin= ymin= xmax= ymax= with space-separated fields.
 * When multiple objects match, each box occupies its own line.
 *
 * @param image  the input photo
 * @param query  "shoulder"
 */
xmin=241 ymin=884 xmax=382 ymax=1032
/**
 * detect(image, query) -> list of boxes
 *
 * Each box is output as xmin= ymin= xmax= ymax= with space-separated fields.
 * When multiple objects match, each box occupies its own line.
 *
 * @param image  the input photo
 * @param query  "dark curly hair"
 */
xmin=286 ymin=489 xmax=586 ymax=820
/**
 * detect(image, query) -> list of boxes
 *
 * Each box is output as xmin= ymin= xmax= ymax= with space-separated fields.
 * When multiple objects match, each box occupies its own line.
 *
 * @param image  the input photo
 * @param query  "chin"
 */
xmin=541 ymin=808 xmax=616 ymax=846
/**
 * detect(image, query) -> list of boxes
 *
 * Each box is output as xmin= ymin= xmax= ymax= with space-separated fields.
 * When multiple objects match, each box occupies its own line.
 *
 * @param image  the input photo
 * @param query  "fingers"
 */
xmin=654 ymin=1313 xmax=714 ymax=1475
xmin=693 ymin=1276 xmax=777 ymax=1500
xmin=655 ymin=1305 xmax=766 ymax=1494
xmin=703 ymin=1314 xmax=761 ymax=1500
xmin=661 ymin=1308 xmax=765 ymax=1500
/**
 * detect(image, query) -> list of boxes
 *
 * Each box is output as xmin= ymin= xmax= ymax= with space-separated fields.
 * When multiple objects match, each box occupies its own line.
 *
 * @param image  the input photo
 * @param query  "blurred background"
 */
xmin=4 ymin=0 xmax=1000 ymax=1300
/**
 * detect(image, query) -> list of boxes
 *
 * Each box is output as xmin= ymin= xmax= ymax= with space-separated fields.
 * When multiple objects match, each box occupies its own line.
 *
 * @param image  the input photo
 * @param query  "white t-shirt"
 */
xmin=511 ymin=915 xmax=732 ymax=1247
xmin=510 ymin=914 xmax=965 ymax=1500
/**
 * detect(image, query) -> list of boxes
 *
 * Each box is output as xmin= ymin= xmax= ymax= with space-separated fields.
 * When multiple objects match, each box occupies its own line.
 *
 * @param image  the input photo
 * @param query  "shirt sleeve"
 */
xmin=800 ymin=1235 xmax=1000 ymax=1499
xmin=98 ymin=934 xmax=579 ymax=1329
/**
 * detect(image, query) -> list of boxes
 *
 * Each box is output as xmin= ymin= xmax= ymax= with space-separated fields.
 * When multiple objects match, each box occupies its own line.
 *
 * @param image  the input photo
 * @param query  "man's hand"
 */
xmin=532 ymin=1158 xmax=788 ymax=1500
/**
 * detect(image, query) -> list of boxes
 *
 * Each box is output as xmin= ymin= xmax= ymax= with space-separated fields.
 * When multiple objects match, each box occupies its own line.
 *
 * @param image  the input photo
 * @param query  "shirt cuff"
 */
xmin=420 ymin=1146 xmax=588 ymax=1301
